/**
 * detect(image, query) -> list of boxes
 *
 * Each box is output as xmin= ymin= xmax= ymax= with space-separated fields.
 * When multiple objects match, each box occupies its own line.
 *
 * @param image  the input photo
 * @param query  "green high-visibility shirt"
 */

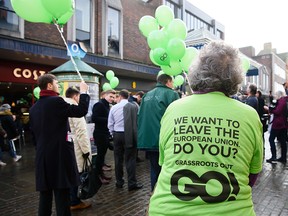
xmin=149 ymin=92 xmax=263 ymax=216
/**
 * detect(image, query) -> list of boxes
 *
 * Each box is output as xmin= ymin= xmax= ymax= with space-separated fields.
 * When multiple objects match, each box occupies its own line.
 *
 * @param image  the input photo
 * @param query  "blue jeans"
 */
xmin=269 ymin=128 xmax=287 ymax=160
xmin=0 ymin=139 xmax=17 ymax=160
xmin=146 ymin=151 xmax=161 ymax=192
xmin=8 ymin=140 xmax=17 ymax=158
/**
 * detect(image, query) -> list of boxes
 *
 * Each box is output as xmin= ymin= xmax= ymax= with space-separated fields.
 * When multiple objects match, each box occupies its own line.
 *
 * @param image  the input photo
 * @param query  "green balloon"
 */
xmin=33 ymin=87 xmax=41 ymax=99
xmin=174 ymin=75 xmax=185 ymax=87
xmin=180 ymin=47 xmax=199 ymax=72
xmin=147 ymin=30 xmax=169 ymax=50
xmin=106 ymin=70 xmax=115 ymax=81
xmin=110 ymin=77 xmax=119 ymax=89
xmin=167 ymin=38 xmax=186 ymax=60
xmin=152 ymin=48 xmax=170 ymax=66
xmin=155 ymin=5 xmax=174 ymax=27
xmin=242 ymin=57 xmax=250 ymax=73
xmin=149 ymin=50 xmax=160 ymax=66
xmin=161 ymin=60 xmax=183 ymax=76
xmin=166 ymin=19 xmax=187 ymax=40
xmin=55 ymin=9 xmax=74 ymax=25
xmin=11 ymin=0 xmax=52 ymax=24
xmin=139 ymin=15 xmax=159 ymax=38
xmin=41 ymin=0 xmax=74 ymax=21
xmin=102 ymin=83 xmax=112 ymax=91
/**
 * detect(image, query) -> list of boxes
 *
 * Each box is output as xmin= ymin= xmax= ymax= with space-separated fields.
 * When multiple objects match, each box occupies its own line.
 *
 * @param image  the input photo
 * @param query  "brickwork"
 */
xmin=25 ymin=22 xmax=66 ymax=47
xmin=20 ymin=1 xmax=162 ymax=66
xmin=122 ymin=0 xmax=161 ymax=65
xmin=95 ymin=0 xmax=103 ymax=55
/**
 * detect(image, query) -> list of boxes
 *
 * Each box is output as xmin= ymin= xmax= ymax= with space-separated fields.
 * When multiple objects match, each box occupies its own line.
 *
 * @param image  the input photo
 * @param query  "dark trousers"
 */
xmin=70 ymin=171 xmax=82 ymax=206
xmin=146 ymin=151 xmax=161 ymax=192
xmin=269 ymin=128 xmax=287 ymax=160
xmin=94 ymin=133 xmax=109 ymax=176
xmin=113 ymin=132 xmax=137 ymax=187
xmin=70 ymin=185 xmax=81 ymax=206
xmin=39 ymin=188 xmax=71 ymax=216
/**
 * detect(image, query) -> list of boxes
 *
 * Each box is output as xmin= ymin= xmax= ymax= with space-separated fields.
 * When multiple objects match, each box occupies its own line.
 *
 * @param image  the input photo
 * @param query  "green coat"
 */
xmin=137 ymin=83 xmax=179 ymax=151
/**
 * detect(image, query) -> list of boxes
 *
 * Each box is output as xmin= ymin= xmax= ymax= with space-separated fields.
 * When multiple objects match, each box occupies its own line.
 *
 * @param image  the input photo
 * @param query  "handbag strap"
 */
xmin=82 ymin=156 xmax=93 ymax=171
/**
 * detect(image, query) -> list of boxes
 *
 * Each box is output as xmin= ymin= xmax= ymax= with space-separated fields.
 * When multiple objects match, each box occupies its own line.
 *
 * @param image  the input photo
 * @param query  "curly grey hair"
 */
xmin=188 ymin=41 xmax=244 ymax=96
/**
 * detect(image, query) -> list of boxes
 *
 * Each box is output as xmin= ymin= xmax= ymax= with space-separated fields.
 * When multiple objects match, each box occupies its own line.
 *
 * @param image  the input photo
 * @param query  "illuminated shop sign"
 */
xmin=13 ymin=68 xmax=46 ymax=80
xmin=0 ymin=60 xmax=53 ymax=84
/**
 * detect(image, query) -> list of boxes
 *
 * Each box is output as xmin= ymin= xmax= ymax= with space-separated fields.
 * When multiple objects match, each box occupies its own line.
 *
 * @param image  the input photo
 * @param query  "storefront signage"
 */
xmin=0 ymin=60 xmax=54 ymax=84
xmin=13 ymin=68 xmax=46 ymax=80
xmin=67 ymin=41 xmax=87 ymax=58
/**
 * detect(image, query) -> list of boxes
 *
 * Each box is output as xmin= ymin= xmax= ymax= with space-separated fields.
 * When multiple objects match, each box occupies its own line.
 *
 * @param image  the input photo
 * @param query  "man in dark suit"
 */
xmin=91 ymin=90 xmax=115 ymax=184
xmin=29 ymin=74 xmax=90 ymax=216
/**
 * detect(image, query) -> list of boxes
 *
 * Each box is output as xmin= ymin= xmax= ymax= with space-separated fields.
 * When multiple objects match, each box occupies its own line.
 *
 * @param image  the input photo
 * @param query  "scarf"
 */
xmin=40 ymin=90 xmax=59 ymax=97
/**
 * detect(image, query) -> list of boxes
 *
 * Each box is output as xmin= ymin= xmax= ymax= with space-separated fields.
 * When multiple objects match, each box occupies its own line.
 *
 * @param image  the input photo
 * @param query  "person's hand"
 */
xmin=108 ymin=135 xmax=114 ymax=150
xmin=109 ymin=134 xmax=113 ymax=142
xmin=82 ymin=152 xmax=90 ymax=159
xmin=3 ymin=133 xmax=7 ymax=138
xmin=79 ymin=81 xmax=89 ymax=93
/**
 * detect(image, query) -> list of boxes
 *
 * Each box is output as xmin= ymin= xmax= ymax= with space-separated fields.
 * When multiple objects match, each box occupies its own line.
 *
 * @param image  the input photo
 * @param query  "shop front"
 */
xmin=0 ymin=59 xmax=55 ymax=129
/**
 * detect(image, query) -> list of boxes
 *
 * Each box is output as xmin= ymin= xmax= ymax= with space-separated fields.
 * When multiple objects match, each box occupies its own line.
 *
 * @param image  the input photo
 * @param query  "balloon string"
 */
xmin=183 ymin=71 xmax=193 ymax=94
xmin=54 ymin=21 xmax=84 ymax=82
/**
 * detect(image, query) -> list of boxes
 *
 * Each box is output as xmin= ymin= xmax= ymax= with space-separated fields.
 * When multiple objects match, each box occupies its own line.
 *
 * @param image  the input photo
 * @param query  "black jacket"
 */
xmin=29 ymin=94 xmax=90 ymax=191
xmin=0 ymin=111 xmax=18 ymax=140
xmin=91 ymin=99 xmax=110 ymax=135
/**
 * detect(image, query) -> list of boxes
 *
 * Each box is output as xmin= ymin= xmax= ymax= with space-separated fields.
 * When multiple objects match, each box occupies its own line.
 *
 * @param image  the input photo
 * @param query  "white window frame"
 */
xmin=102 ymin=0 xmax=123 ymax=59
xmin=67 ymin=0 xmax=95 ymax=53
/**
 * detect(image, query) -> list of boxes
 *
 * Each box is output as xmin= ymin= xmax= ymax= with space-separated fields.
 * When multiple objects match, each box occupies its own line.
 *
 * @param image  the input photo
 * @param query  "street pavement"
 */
xmin=0 ymin=132 xmax=288 ymax=216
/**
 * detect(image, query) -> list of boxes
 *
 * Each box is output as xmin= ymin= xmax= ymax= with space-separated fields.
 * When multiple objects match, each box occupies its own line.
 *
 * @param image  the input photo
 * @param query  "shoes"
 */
xmin=0 ymin=161 xmax=7 ymax=166
xmin=104 ymin=163 xmax=111 ymax=168
xmin=266 ymin=158 xmax=276 ymax=163
xmin=101 ymin=174 xmax=112 ymax=180
xmin=276 ymin=158 xmax=287 ymax=163
xmin=102 ymin=165 xmax=112 ymax=171
xmin=99 ymin=176 xmax=110 ymax=184
xmin=13 ymin=155 xmax=22 ymax=162
xmin=115 ymin=183 xmax=123 ymax=189
xmin=70 ymin=202 xmax=91 ymax=210
xmin=128 ymin=183 xmax=143 ymax=191
xmin=136 ymin=157 xmax=144 ymax=163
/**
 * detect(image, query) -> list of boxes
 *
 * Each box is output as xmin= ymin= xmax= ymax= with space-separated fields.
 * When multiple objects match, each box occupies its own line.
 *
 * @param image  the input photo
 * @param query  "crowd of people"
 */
xmin=1 ymin=40 xmax=288 ymax=215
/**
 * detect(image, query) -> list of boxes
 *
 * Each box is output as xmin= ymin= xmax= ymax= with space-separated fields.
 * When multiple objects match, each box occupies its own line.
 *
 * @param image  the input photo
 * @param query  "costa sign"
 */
xmin=0 ymin=60 xmax=53 ymax=84
xmin=13 ymin=68 xmax=46 ymax=80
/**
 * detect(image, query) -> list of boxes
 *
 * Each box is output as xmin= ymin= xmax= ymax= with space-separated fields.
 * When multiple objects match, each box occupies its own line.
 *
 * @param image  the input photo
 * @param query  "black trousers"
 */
xmin=113 ymin=132 xmax=137 ymax=187
xmin=93 ymin=133 xmax=109 ymax=176
xmin=38 ymin=188 xmax=71 ymax=216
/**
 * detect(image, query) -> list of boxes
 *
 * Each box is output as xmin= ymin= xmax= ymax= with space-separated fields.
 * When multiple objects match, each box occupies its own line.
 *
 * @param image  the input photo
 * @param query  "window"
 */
xmin=0 ymin=0 xmax=23 ymax=37
xmin=107 ymin=7 xmax=120 ymax=56
xmin=166 ymin=0 xmax=182 ymax=19
xmin=75 ymin=0 xmax=91 ymax=47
